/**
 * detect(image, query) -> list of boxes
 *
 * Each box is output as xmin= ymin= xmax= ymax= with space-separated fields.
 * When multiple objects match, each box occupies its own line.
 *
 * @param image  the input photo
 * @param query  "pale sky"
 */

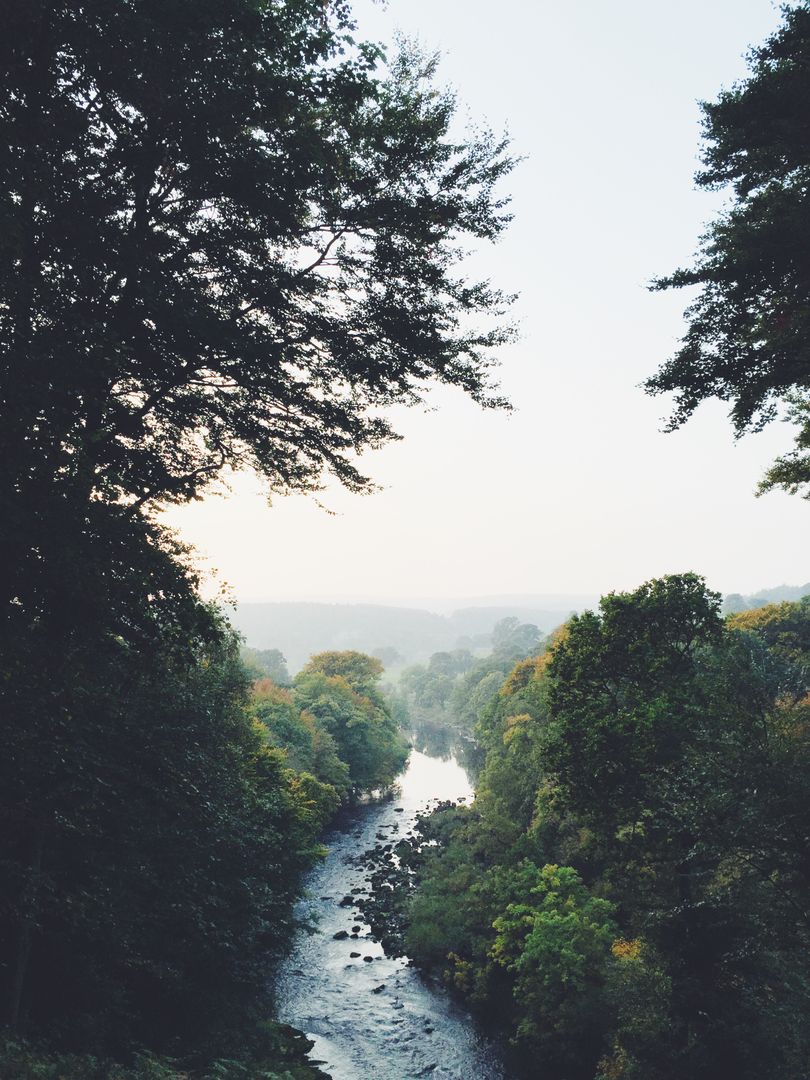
xmin=163 ymin=0 xmax=809 ymax=605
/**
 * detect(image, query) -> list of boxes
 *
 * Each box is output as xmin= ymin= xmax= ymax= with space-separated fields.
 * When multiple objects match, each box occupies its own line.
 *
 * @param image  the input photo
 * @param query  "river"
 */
xmin=274 ymin=748 xmax=509 ymax=1080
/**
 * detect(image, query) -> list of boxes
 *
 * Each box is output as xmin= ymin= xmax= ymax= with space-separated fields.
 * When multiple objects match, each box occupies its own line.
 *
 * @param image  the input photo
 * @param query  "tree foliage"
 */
xmin=405 ymin=576 xmax=810 ymax=1080
xmin=491 ymin=865 xmax=616 ymax=1067
xmin=293 ymin=651 xmax=407 ymax=794
xmin=0 ymin=525 xmax=321 ymax=1053
xmin=242 ymin=647 xmax=292 ymax=687
xmin=645 ymin=4 xmax=810 ymax=496
xmin=1 ymin=0 xmax=514 ymax=515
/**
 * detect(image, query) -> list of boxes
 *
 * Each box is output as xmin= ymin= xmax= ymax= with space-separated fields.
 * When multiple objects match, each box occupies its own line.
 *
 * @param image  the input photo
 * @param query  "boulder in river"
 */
xmin=333 ymin=930 xmax=349 ymax=940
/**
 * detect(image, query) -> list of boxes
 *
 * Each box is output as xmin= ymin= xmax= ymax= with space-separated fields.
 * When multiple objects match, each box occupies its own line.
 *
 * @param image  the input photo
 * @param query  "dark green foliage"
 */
xmin=405 ymin=576 xmax=810 ymax=1080
xmin=0 ymin=1024 xmax=332 ymax=1079
xmin=1 ymin=0 xmax=515 ymax=1068
xmin=1 ymin=0 xmax=513 ymax=514
xmin=491 ymin=864 xmax=616 ymax=1070
xmin=646 ymin=4 xmax=810 ymax=496
xmin=544 ymin=573 xmax=725 ymax=829
xmin=0 ymin=514 xmax=323 ymax=1054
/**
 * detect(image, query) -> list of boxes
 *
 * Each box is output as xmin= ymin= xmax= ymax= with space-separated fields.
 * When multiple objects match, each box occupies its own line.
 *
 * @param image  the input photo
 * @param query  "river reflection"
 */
xmin=274 ymin=749 xmax=508 ymax=1080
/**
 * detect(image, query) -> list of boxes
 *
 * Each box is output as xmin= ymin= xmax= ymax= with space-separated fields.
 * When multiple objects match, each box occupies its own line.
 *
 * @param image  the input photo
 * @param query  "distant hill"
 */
xmin=229 ymin=601 xmax=584 ymax=673
xmin=722 ymin=583 xmax=810 ymax=615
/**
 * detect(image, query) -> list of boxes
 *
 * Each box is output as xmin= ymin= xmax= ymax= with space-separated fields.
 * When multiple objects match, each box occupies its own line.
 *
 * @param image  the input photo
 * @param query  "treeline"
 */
xmin=231 ymin=602 xmax=581 ymax=673
xmin=402 ymin=575 xmax=810 ymax=1080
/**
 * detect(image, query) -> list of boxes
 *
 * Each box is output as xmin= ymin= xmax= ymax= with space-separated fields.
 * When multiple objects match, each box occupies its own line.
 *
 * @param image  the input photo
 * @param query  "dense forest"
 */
xmin=3 ymin=0 xmax=810 ymax=1078
xmin=1 ymin=635 xmax=406 ymax=1078
xmin=390 ymin=577 xmax=810 ymax=1079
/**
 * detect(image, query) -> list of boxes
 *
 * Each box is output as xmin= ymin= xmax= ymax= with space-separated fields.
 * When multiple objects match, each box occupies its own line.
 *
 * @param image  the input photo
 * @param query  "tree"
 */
xmin=544 ymin=574 xmax=810 ymax=1078
xmin=371 ymin=646 xmax=403 ymax=669
xmin=0 ymin=531 xmax=325 ymax=1051
xmin=492 ymin=617 xmax=543 ymax=659
xmin=293 ymin=652 xmax=407 ymax=793
xmin=645 ymin=5 xmax=810 ymax=497
xmin=544 ymin=573 xmax=725 ymax=830
xmin=726 ymin=595 xmax=810 ymax=678
xmin=404 ymin=576 xmax=810 ymax=1079
xmin=298 ymin=650 xmax=385 ymax=698
xmin=250 ymin=677 xmax=352 ymax=799
xmin=1 ymin=0 xmax=514 ymax=529
xmin=490 ymin=864 xmax=616 ymax=1072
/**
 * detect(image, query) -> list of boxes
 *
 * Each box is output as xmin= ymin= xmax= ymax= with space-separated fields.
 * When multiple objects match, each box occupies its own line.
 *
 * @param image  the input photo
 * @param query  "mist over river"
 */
xmin=274 ymin=749 xmax=510 ymax=1080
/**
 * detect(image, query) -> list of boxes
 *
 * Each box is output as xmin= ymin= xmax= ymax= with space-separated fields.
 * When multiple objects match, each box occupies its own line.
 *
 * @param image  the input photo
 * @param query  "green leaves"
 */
xmin=406 ymin=576 xmax=810 ymax=1079
xmin=292 ymin=650 xmax=407 ymax=795
xmin=1 ymin=2 xmax=514 ymax=512
xmin=646 ymin=5 xmax=810 ymax=496
xmin=491 ymin=865 xmax=616 ymax=1052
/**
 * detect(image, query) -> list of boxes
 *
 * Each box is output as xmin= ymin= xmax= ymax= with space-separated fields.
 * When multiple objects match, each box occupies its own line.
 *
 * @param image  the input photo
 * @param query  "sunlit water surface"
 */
xmin=274 ymin=749 xmax=509 ymax=1080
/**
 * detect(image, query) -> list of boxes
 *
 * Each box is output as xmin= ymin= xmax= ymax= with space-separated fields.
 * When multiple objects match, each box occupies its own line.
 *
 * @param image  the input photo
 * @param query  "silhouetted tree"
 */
xmin=646 ymin=5 xmax=810 ymax=497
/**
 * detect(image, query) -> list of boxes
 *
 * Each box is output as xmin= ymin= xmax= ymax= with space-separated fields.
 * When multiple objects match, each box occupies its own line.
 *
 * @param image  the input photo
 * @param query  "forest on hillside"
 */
xmin=379 ymin=579 xmax=810 ymax=1079
xmin=3 ymin=1 xmax=810 ymax=1078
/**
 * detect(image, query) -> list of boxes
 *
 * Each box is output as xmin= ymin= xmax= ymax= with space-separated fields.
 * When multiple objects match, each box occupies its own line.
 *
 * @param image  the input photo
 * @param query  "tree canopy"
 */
xmin=645 ymin=3 xmax=810 ymax=497
xmin=1 ymin=0 xmax=514 ymax=518
xmin=403 ymin=577 xmax=810 ymax=1080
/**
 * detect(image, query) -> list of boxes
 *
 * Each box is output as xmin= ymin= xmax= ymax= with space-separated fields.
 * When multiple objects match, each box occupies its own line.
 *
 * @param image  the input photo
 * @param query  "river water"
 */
xmin=274 ymin=749 xmax=509 ymax=1080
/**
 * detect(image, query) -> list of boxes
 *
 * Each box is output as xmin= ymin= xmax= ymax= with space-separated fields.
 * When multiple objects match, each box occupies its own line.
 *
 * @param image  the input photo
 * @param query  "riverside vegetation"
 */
xmin=383 ymin=577 xmax=810 ymax=1080
xmin=1 ymin=640 xmax=406 ymax=1079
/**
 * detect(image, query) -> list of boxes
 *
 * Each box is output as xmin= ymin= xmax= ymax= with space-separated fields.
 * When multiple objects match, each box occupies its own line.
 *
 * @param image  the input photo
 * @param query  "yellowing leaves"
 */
xmin=251 ymin=678 xmax=293 ymax=704
xmin=503 ymin=713 xmax=532 ymax=746
xmin=611 ymin=938 xmax=643 ymax=962
xmin=500 ymin=623 xmax=572 ymax=697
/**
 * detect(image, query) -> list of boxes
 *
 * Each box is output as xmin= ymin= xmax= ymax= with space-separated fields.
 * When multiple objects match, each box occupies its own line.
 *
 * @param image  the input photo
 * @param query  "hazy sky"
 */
xmin=164 ymin=0 xmax=809 ymax=605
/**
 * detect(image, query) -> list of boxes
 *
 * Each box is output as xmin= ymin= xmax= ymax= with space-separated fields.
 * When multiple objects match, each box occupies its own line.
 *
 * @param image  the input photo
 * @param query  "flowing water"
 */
xmin=274 ymin=749 xmax=509 ymax=1080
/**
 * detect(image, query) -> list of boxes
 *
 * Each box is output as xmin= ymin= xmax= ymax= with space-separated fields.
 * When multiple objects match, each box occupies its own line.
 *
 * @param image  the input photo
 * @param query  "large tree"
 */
xmin=645 ymin=3 xmax=810 ymax=497
xmin=1 ymin=0 xmax=513 ymax=524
